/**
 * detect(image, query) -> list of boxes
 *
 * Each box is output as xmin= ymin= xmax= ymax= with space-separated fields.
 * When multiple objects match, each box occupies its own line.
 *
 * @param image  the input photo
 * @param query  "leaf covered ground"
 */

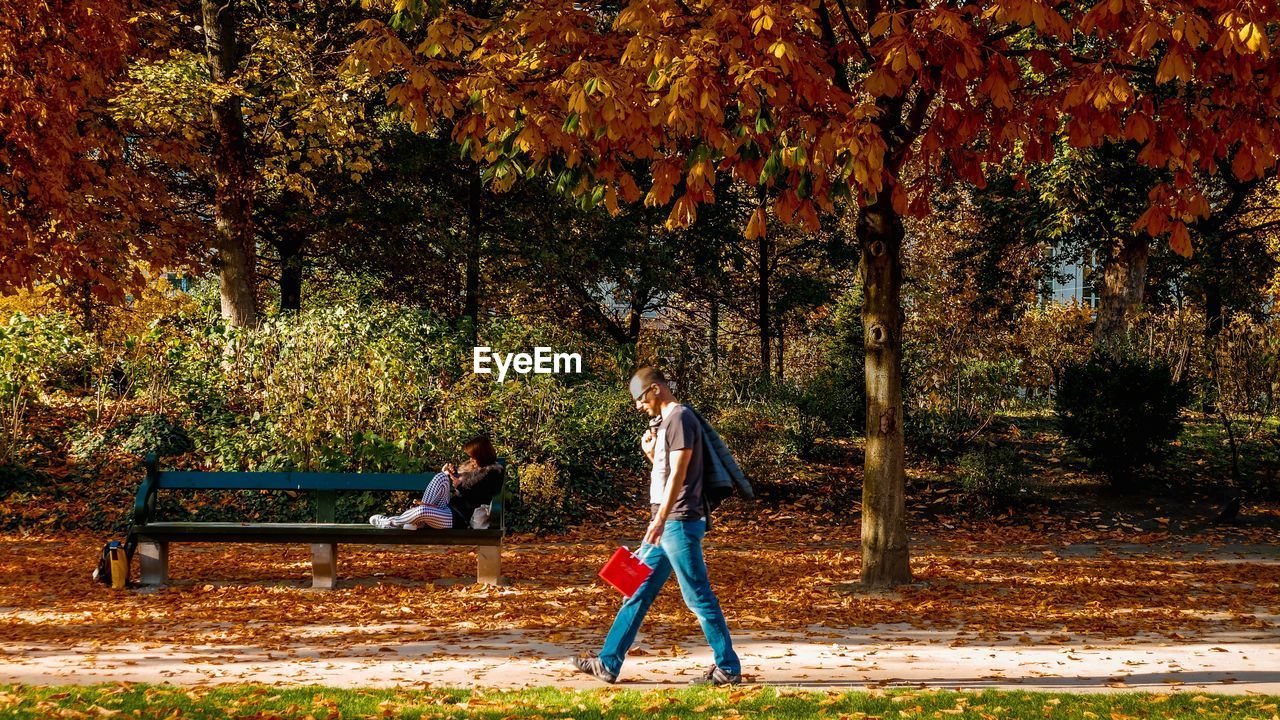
xmin=2 ymin=512 xmax=1277 ymax=653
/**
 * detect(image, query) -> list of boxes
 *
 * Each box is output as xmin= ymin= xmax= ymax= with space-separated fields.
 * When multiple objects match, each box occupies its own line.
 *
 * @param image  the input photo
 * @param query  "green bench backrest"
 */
xmin=153 ymin=471 xmax=434 ymax=492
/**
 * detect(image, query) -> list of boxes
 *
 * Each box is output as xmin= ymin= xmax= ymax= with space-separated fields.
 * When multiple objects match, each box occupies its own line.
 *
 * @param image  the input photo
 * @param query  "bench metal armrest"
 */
xmin=132 ymin=453 xmax=159 ymax=527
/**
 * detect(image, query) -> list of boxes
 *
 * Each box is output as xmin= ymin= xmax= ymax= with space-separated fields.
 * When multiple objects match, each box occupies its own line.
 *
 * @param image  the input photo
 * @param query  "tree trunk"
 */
xmin=203 ymin=0 xmax=257 ymax=328
xmin=79 ymin=281 xmax=96 ymax=334
xmin=776 ymin=322 xmax=784 ymax=380
xmin=1093 ymin=233 xmax=1149 ymax=352
xmin=758 ymin=234 xmax=772 ymax=380
xmin=1203 ymin=272 xmax=1224 ymax=414
xmin=709 ymin=299 xmax=719 ymax=370
xmin=626 ymin=299 xmax=642 ymax=342
xmin=463 ymin=168 xmax=481 ymax=346
xmin=857 ymin=193 xmax=911 ymax=589
xmin=278 ymin=231 xmax=304 ymax=313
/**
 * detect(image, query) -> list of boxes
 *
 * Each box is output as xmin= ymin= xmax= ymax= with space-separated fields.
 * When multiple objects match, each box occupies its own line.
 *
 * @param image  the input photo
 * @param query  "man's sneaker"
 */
xmin=368 ymin=514 xmax=393 ymax=529
xmin=570 ymin=656 xmax=617 ymax=684
xmin=690 ymin=665 xmax=742 ymax=686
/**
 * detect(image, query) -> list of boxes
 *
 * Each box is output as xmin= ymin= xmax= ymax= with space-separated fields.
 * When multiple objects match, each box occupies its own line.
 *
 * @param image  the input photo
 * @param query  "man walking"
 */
xmin=572 ymin=367 xmax=742 ymax=685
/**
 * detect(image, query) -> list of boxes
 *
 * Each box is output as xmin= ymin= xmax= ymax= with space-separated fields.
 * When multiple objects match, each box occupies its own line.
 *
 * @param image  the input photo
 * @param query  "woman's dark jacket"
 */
xmin=449 ymin=463 xmax=504 ymax=526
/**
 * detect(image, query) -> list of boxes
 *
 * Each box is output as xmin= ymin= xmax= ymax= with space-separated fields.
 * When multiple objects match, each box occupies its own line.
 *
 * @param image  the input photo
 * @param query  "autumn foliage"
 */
xmin=0 ymin=0 xmax=191 ymax=299
xmin=349 ymin=0 xmax=1280 ymax=258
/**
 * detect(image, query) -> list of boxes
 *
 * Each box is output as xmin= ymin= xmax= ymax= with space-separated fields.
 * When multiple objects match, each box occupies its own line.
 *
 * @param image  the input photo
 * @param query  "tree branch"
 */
xmin=830 ymin=0 xmax=875 ymax=64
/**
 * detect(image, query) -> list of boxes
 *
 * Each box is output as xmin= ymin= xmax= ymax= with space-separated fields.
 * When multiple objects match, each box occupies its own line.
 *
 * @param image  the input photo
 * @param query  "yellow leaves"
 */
xmin=1127 ymin=22 xmax=1167 ymax=56
xmin=568 ymin=88 xmax=589 ymax=116
xmin=1098 ymin=75 xmax=1132 ymax=109
xmin=744 ymin=206 xmax=768 ymax=240
xmin=664 ymin=193 xmax=698 ymax=229
xmin=686 ymin=159 xmax=716 ymax=193
xmin=884 ymin=42 xmax=922 ymax=73
xmin=767 ymin=40 xmax=793 ymax=60
xmin=1235 ymin=22 xmax=1267 ymax=54
xmin=748 ymin=5 xmax=775 ymax=35
xmin=1214 ymin=11 xmax=1270 ymax=57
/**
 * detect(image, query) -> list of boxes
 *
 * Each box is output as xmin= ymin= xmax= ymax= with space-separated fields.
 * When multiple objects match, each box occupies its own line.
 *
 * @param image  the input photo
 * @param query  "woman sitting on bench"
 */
xmin=369 ymin=434 xmax=503 ymax=530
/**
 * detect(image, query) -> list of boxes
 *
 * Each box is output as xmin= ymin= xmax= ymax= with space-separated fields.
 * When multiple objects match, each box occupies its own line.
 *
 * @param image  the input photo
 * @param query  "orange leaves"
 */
xmin=1168 ymin=222 xmax=1194 ymax=258
xmin=1133 ymin=183 xmax=1211 ymax=258
xmin=685 ymin=158 xmax=716 ymax=194
xmin=1122 ymin=112 xmax=1153 ymax=143
xmin=1063 ymin=72 xmax=1133 ymax=112
xmin=978 ymin=69 xmax=1016 ymax=110
xmin=618 ymin=173 xmax=642 ymax=203
xmin=1169 ymin=14 xmax=1208 ymax=46
xmin=982 ymin=0 xmax=1071 ymax=41
xmin=1155 ymin=49 xmax=1192 ymax=85
xmin=6 ymin=518 xmax=1280 ymax=656
xmin=645 ymin=160 xmax=682 ymax=207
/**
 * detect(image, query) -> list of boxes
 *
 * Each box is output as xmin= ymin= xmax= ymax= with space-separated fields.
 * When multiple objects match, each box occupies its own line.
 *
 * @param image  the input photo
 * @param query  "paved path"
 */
xmin=3 ymin=626 xmax=1277 ymax=694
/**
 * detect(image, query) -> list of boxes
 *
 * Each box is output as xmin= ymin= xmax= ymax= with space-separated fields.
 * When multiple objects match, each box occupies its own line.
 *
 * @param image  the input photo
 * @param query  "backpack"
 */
xmin=92 ymin=532 xmax=137 ymax=586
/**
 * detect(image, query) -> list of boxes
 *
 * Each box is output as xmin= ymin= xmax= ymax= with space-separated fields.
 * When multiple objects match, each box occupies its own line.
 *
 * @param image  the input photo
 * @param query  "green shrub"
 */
xmin=122 ymin=414 xmax=193 ymax=458
xmin=511 ymin=460 xmax=571 ymax=531
xmin=1055 ymin=352 xmax=1189 ymax=488
xmin=906 ymin=356 xmax=1021 ymax=459
xmin=713 ymin=402 xmax=796 ymax=485
xmin=957 ymin=446 xmax=1029 ymax=514
xmin=0 ymin=312 xmax=96 ymax=463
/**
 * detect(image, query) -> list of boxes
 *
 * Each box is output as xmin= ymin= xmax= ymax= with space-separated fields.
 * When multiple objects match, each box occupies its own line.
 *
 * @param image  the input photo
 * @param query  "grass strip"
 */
xmin=1 ymin=683 xmax=1279 ymax=719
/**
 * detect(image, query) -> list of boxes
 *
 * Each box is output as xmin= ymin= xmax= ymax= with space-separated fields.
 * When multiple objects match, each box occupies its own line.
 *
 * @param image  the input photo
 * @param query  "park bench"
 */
xmin=131 ymin=455 xmax=508 ymax=589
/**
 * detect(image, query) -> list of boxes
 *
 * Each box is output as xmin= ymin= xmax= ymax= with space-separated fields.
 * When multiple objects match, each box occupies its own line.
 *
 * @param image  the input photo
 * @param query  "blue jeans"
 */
xmin=599 ymin=519 xmax=740 ymax=677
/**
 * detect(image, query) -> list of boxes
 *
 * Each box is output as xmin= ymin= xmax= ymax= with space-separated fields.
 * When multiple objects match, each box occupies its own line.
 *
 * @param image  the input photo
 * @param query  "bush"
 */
xmin=906 ymin=356 xmax=1021 ymax=459
xmin=957 ymin=446 xmax=1029 ymax=514
xmin=511 ymin=460 xmax=570 ymax=532
xmin=0 ymin=312 xmax=97 ymax=464
xmin=713 ymin=402 xmax=797 ymax=485
xmin=122 ymin=414 xmax=193 ymax=458
xmin=1055 ymin=352 xmax=1189 ymax=488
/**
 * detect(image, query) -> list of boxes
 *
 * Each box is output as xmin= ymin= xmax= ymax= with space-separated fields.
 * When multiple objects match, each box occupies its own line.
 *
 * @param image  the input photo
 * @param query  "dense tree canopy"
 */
xmin=0 ymin=0 xmax=191 ymax=301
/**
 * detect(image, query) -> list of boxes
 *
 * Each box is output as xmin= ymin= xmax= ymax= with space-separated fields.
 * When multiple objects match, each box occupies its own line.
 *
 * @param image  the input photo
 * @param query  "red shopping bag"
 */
xmin=599 ymin=546 xmax=654 ymax=597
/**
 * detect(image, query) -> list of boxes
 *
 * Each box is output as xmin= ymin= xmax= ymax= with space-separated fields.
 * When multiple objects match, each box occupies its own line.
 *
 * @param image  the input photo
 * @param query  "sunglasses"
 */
xmin=632 ymin=384 xmax=658 ymax=403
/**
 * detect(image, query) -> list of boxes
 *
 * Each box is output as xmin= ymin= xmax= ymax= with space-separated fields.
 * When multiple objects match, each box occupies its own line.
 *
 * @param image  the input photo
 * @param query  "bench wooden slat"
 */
xmin=136 ymin=522 xmax=502 ymax=545
xmin=154 ymin=471 xmax=435 ymax=492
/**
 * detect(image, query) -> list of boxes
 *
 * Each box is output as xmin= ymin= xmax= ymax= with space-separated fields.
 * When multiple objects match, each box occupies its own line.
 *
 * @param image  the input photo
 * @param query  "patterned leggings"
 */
xmin=383 ymin=472 xmax=453 ymax=529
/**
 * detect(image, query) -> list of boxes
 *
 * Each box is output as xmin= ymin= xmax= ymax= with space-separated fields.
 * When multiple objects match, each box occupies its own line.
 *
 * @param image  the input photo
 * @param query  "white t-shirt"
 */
xmin=648 ymin=421 xmax=669 ymax=505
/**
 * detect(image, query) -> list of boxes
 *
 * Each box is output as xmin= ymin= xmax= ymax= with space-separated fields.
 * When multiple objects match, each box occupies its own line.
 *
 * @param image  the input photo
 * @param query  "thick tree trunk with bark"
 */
xmin=857 ymin=193 xmax=912 ymax=589
xmin=203 ymin=0 xmax=257 ymax=328
xmin=1094 ymin=233 xmax=1149 ymax=351
xmin=758 ymin=234 xmax=772 ymax=380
